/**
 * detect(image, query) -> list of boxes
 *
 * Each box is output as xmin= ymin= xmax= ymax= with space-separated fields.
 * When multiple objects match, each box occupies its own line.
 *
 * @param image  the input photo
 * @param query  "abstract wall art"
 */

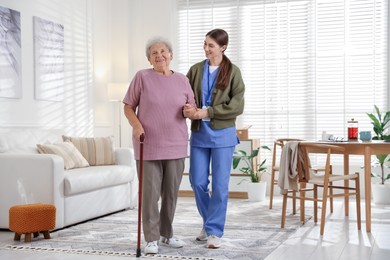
xmin=0 ymin=6 xmax=21 ymax=99
xmin=33 ymin=16 xmax=64 ymax=101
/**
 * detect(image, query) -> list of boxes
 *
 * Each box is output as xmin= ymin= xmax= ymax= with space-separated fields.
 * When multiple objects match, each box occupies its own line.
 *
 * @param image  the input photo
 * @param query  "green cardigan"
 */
xmin=186 ymin=60 xmax=245 ymax=131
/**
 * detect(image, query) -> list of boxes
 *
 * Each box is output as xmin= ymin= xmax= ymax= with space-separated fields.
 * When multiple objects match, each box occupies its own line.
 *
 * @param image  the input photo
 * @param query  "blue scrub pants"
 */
xmin=189 ymin=146 xmax=235 ymax=237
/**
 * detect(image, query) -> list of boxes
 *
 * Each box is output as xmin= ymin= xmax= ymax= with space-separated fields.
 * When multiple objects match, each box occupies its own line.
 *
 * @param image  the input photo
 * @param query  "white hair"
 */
xmin=145 ymin=36 xmax=173 ymax=58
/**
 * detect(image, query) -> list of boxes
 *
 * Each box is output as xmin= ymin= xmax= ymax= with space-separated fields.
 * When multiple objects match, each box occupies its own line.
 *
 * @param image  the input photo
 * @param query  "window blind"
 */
xmin=177 ymin=0 xmax=388 ymax=165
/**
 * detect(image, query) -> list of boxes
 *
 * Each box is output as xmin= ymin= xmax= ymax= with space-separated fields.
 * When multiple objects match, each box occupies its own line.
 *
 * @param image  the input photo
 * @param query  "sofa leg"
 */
xmin=33 ymin=232 xmax=40 ymax=238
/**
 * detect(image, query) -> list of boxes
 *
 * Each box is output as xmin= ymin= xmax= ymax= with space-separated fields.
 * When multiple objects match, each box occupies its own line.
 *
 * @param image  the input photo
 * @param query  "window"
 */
xmin=177 ymin=0 xmax=388 ymax=164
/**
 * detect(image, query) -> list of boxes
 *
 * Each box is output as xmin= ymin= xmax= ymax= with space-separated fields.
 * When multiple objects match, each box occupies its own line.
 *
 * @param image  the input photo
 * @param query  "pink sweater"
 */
xmin=123 ymin=69 xmax=195 ymax=160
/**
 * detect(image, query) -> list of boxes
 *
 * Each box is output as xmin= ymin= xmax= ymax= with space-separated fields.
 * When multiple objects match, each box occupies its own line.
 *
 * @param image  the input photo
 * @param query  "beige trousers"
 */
xmin=136 ymin=158 xmax=184 ymax=242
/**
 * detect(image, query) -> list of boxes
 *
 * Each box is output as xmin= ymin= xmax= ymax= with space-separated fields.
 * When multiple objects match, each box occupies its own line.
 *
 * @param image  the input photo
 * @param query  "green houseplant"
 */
xmin=232 ymin=145 xmax=271 ymax=183
xmin=367 ymin=105 xmax=390 ymax=205
xmin=232 ymin=145 xmax=271 ymax=201
xmin=366 ymin=105 xmax=390 ymax=185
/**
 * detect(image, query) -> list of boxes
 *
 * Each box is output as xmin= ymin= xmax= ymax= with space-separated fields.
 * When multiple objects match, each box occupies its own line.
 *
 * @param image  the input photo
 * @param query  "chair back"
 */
xmin=272 ymin=138 xmax=303 ymax=169
xmin=297 ymin=143 xmax=345 ymax=183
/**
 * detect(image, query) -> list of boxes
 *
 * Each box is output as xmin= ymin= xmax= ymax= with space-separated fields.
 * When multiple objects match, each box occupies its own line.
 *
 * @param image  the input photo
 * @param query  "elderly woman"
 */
xmin=123 ymin=37 xmax=195 ymax=255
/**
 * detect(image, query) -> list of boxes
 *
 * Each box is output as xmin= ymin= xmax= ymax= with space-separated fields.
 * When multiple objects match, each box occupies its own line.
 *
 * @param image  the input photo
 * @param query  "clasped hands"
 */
xmin=183 ymin=104 xmax=208 ymax=120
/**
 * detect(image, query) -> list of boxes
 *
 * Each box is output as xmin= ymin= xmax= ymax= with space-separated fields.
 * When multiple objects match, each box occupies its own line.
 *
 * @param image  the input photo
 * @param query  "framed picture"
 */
xmin=0 ymin=6 xmax=21 ymax=99
xmin=33 ymin=16 xmax=64 ymax=101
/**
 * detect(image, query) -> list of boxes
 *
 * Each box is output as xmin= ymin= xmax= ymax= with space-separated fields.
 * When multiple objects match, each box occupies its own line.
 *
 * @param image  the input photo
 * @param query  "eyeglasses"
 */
xmin=328 ymin=136 xmax=346 ymax=142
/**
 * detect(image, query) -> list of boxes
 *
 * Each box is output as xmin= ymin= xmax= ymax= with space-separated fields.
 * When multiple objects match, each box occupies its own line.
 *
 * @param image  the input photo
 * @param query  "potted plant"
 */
xmin=366 ymin=105 xmax=390 ymax=204
xmin=233 ymin=145 xmax=271 ymax=201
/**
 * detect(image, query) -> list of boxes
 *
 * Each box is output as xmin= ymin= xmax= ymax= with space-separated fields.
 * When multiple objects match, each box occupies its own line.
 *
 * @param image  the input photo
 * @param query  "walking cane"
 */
xmin=136 ymin=133 xmax=145 ymax=257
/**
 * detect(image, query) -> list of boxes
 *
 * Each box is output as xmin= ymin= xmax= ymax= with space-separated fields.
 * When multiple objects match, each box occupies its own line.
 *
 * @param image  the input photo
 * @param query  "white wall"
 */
xmin=0 ymin=0 xmax=94 ymax=135
xmin=0 ymin=0 xmax=176 ymax=144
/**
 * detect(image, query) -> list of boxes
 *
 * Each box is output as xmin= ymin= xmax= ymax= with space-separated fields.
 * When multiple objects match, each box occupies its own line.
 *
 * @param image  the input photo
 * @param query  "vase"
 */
xmin=247 ymin=181 xmax=266 ymax=201
xmin=372 ymin=183 xmax=390 ymax=205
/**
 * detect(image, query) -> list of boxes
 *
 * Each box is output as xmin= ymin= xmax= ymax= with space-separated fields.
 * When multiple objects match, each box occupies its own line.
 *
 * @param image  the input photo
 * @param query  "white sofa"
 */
xmin=0 ymin=128 xmax=137 ymax=229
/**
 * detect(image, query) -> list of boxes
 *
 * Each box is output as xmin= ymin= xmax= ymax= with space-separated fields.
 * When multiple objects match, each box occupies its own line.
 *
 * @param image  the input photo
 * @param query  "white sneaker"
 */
xmin=144 ymin=241 xmax=158 ymax=254
xmin=196 ymin=228 xmax=207 ymax=241
xmin=160 ymin=236 xmax=185 ymax=248
xmin=207 ymin=235 xmax=221 ymax=249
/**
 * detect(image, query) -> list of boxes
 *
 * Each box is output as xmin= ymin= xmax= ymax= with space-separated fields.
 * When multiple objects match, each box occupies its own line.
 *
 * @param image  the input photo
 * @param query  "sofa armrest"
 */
xmin=115 ymin=148 xmax=135 ymax=166
xmin=114 ymin=148 xmax=138 ymax=208
xmin=0 ymin=153 xmax=65 ymax=228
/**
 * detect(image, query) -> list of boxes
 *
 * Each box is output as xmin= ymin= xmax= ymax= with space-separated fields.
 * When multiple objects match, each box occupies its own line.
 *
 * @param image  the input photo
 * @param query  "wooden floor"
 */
xmin=0 ymin=197 xmax=389 ymax=260
xmin=266 ymin=198 xmax=390 ymax=260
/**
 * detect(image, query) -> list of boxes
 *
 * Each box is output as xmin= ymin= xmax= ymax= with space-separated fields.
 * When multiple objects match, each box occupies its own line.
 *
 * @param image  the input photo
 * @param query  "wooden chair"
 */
xmin=269 ymin=138 xmax=303 ymax=210
xmin=280 ymin=143 xmax=361 ymax=236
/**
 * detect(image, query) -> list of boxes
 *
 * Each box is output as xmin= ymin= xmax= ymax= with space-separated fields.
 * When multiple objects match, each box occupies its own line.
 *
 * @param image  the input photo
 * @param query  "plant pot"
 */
xmin=247 ymin=181 xmax=267 ymax=202
xmin=372 ymin=183 xmax=390 ymax=205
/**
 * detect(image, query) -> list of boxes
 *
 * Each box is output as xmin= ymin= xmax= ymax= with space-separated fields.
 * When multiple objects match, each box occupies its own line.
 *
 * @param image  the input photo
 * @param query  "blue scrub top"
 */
xmin=190 ymin=60 xmax=239 ymax=148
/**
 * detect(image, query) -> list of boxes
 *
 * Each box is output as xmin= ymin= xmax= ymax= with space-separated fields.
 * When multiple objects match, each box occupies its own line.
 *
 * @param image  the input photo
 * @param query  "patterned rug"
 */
xmin=2 ymin=198 xmax=310 ymax=259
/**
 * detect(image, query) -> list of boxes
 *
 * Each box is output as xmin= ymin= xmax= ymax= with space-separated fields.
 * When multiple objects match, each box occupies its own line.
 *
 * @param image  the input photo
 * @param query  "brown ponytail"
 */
xmin=206 ymin=29 xmax=232 ymax=90
xmin=216 ymin=55 xmax=232 ymax=90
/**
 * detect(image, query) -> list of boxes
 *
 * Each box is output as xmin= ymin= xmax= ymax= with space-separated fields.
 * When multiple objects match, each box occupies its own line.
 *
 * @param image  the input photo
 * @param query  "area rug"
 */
xmin=2 ymin=198 xmax=310 ymax=259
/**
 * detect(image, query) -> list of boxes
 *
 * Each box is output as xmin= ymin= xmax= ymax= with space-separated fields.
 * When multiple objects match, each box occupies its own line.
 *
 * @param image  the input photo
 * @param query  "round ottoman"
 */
xmin=9 ymin=204 xmax=56 ymax=242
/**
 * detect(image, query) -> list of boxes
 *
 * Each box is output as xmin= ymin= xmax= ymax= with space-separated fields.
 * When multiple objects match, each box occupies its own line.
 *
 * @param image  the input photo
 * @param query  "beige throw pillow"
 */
xmin=62 ymin=135 xmax=115 ymax=166
xmin=37 ymin=142 xmax=90 ymax=170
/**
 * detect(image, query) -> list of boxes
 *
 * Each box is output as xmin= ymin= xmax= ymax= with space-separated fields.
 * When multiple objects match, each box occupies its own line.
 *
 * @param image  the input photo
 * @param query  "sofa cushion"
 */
xmin=62 ymin=136 xmax=115 ymax=166
xmin=37 ymin=142 xmax=90 ymax=170
xmin=64 ymin=165 xmax=133 ymax=196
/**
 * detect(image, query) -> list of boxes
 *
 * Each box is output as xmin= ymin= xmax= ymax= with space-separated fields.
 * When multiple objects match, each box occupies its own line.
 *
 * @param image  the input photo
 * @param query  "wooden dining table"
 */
xmin=308 ymin=140 xmax=390 ymax=232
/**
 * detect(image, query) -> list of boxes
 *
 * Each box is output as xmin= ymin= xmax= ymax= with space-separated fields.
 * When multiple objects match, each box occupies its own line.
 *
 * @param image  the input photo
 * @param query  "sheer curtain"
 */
xmin=176 ymin=0 xmax=388 ymax=164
